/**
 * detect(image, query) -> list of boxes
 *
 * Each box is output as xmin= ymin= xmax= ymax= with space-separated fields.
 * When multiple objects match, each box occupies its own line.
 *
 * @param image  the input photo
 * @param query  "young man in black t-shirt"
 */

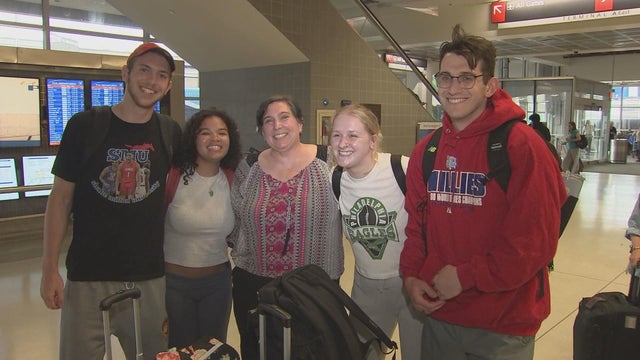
xmin=40 ymin=43 xmax=181 ymax=360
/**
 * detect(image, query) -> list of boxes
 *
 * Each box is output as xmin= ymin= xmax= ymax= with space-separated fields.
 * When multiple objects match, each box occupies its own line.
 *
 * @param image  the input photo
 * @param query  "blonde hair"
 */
xmin=331 ymin=104 xmax=383 ymax=152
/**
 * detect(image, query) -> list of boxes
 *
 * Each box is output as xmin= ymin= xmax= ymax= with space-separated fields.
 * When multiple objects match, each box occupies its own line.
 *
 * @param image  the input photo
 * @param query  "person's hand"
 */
xmin=403 ymin=277 xmax=446 ymax=314
xmin=40 ymin=270 xmax=65 ymax=309
xmin=432 ymin=265 xmax=462 ymax=300
xmin=630 ymin=249 xmax=640 ymax=270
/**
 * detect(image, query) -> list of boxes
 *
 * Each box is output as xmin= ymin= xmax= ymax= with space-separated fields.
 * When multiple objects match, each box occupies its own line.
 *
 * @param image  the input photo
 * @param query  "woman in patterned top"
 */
xmin=228 ymin=95 xmax=343 ymax=359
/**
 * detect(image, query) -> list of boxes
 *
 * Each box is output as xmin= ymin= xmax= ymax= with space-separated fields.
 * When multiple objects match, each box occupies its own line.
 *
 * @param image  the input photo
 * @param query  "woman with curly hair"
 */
xmin=163 ymin=107 xmax=242 ymax=348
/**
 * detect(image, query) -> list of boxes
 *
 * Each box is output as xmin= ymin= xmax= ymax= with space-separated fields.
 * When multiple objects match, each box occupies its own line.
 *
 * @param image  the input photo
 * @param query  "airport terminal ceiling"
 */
xmin=6 ymin=0 xmax=640 ymax=74
xmin=330 ymin=0 xmax=640 ymax=64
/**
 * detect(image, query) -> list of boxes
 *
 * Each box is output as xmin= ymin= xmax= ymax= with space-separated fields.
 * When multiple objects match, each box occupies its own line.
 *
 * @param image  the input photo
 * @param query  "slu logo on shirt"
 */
xmin=343 ymin=197 xmax=399 ymax=260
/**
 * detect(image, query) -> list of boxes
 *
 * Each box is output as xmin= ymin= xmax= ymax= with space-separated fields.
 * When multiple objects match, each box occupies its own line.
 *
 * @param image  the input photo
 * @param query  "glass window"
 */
xmin=50 ymin=32 xmax=142 ymax=56
xmin=1 ymin=1 xmax=199 ymax=122
xmin=49 ymin=1 xmax=141 ymax=36
xmin=0 ymin=24 xmax=43 ymax=48
xmin=50 ymin=18 xmax=143 ymax=37
xmin=0 ymin=0 xmax=42 ymax=25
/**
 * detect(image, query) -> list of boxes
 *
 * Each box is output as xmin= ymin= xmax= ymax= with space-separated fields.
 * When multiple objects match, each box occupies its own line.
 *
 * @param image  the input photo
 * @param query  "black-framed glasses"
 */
xmin=434 ymin=72 xmax=484 ymax=89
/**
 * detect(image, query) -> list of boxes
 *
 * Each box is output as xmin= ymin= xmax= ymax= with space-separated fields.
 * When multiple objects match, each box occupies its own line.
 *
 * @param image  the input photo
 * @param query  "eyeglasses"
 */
xmin=434 ymin=72 xmax=484 ymax=89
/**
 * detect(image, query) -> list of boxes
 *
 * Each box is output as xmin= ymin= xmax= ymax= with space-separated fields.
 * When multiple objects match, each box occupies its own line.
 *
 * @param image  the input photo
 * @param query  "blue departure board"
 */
xmin=91 ymin=80 xmax=124 ymax=106
xmin=90 ymin=80 xmax=160 ymax=111
xmin=46 ymin=78 xmax=85 ymax=146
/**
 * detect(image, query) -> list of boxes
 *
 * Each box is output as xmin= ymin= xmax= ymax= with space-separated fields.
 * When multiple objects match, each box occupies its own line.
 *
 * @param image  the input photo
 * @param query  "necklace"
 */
xmin=196 ymin=171 xmax=217 ymax=197
xmin=208 ymin=175 xmax=218 ymax=197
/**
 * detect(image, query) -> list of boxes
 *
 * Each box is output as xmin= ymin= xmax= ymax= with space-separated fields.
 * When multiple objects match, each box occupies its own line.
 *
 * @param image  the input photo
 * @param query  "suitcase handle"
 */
xmin=629 ymin=267 xmax=640 ymax=306
xmin=99 ymin=288 xmax=141 ymax=311
xmin=257 ymin=303 xmax=292 ymax=328
xmin=101 ymin=288 xmax=143 ymax=360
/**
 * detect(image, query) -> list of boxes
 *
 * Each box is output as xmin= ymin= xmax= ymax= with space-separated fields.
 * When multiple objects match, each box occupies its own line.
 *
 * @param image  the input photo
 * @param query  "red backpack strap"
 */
xmin=222 ymin=167 xmax=234 ymax=189
xmin=164 ymin=165 xmax=182 ymax=211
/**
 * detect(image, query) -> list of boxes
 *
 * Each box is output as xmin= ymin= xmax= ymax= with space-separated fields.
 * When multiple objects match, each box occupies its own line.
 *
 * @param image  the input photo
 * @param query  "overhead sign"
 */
xmin=490 ymin=0 xmax=640 ymax=28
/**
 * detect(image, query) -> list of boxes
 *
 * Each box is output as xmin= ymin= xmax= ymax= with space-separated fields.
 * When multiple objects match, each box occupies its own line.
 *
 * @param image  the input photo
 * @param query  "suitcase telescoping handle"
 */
xmin=257 ymin=303 xmax=292 ymax=360
xmin=629 ymin=266 xmax=640 ymax=306
xmin=100 ymin=288 xmax=143 ymax=360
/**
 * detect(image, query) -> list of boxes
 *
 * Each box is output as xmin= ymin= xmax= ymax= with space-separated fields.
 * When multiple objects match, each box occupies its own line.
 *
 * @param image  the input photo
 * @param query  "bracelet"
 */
xmin=630 ymin=246 xmax=640 ymax=253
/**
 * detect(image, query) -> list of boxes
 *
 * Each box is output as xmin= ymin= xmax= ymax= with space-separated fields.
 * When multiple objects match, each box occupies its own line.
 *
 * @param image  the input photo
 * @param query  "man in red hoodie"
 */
xmin=400 ymin=25 xmax=567 ymax=359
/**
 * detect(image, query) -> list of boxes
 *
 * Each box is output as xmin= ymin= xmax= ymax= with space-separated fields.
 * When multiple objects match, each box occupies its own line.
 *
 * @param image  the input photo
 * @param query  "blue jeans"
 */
xmin=165 ymin=265 xmax=232 ymax=348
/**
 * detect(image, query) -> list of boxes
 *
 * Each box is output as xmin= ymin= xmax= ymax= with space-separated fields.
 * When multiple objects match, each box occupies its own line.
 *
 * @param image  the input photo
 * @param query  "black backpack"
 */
xmin=331 ymin=154 xmax=406 ymax=200
xmin=576 ymin=134 xmax=588 ymax=149
xmin=422 ymin=119 xmax=571 ymax=275
xmin=257 ymin=264 xmax=397 ymax=360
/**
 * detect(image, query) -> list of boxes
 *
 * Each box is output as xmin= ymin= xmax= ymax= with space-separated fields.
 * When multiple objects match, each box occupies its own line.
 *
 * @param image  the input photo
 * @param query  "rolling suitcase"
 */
xmin=573 ymin=267 xmax=640 ymax=359
xmin=100 ymin=288 xmax=144 ymax=360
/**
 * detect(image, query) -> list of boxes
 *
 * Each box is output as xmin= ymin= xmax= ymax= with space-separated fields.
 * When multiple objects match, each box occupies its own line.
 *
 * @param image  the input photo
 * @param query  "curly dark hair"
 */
xmin=179 ymin=107 xmax=242 ymax=184
xmin=439 ymin=24 xmax=496 ymax=83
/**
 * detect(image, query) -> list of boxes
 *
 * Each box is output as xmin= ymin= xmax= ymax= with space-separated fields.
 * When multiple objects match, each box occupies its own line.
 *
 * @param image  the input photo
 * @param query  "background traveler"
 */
xmin=627 ymin=194 xmax=640 ymax=269
xmin=562 ymin=121 xmax=581 ymax=174
xmin=529 ymin=113 xmax=551 ymax=142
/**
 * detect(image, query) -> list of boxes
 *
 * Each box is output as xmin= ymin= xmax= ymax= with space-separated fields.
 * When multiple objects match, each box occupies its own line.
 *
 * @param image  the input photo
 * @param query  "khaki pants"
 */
xmin=60 ymin=278 xmax=167 ymax=360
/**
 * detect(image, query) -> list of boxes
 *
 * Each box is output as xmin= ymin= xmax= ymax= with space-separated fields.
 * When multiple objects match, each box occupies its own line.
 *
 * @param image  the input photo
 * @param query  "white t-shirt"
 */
xmin=335 ymin=152 xmax=409 ymax=279
xmin=164 ymin=170 xmax=233 ymax=267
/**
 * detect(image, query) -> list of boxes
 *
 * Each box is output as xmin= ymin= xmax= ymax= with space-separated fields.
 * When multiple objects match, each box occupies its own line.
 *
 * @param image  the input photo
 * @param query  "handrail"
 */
xmin=0 ymin=185 xmax=52 ymax=194
xmin=353 ymin=0 xmax=440 ymax=103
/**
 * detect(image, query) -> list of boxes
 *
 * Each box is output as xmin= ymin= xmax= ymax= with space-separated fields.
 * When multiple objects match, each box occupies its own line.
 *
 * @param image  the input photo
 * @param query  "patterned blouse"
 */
xmin=229 ymin=151 xmax=343 ymax=279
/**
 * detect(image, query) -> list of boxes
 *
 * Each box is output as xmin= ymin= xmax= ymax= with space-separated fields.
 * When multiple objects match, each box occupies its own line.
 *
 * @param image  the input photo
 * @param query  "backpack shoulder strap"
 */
xmin=422 ymin=127 xmax=444 ymax=185
xmin=485 ymin=119 xmax=519 ymax=193
xmin=245 ymin=147 xmax=261 ymax=167
xmin=390 ymin=154 xmax=406 ymax=195
xmin=331 ymin=166 xmax=343 ymax=200
xmin=222 ymin=167 xmax=234 ymax=189
xmin=83 ymin=106 xmax=112 ymax=167
xmin=156 ymin=112 xmax=179 ymax=163
xmin=315 ymin=144 xmax=328 ymax=162
xmin=164 ymin=165 xmax=181 ymax=210
xmin=331 ymin=154 xmax=405 ymax=201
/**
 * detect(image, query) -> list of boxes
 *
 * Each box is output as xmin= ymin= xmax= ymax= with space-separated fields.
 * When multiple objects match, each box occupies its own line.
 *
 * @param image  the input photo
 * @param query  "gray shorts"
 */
xmin=60 ymin=277 xmax=167 ymax=360
xmin=422 ymin=316 xmax=535 ymax=360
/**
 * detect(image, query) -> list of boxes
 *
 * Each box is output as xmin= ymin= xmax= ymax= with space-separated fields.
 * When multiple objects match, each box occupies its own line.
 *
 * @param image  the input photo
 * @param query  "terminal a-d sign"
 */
xmin=490 ymin=0 xmax=637 ymax=27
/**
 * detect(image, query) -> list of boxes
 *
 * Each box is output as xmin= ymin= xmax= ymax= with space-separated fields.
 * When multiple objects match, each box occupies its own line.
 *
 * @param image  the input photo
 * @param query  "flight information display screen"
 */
xmin=46 ymin=78 xmax=85 ymax=146
xmin=0 ymin=76 xmax=41 ymax=148
xmin=91 ymin=80 xmax=124 ymax=107
xmin=22 ymin=155 xmax=55 ymax=197
xmin=0 ymin=158 xmax=19 ymax=201
xmin=90 ymin=80 xmax=160 ymax=111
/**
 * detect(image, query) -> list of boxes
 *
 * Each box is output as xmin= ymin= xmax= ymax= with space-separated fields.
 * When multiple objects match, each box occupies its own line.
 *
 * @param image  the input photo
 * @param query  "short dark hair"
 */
xmin=255 ymin=95 xmax=303 ymax=133
xmin=179 ymin=107 xmax=242 ymax=184
xmin=529 ymin=113 xmax=541 ymax=122
xmin=439 ymin=24 xmax=496 ymax=83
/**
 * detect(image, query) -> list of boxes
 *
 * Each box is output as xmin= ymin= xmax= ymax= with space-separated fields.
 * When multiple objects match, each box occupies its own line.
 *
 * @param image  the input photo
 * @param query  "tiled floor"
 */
xmin=0 ymin=170 xmax=639 ymax=360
